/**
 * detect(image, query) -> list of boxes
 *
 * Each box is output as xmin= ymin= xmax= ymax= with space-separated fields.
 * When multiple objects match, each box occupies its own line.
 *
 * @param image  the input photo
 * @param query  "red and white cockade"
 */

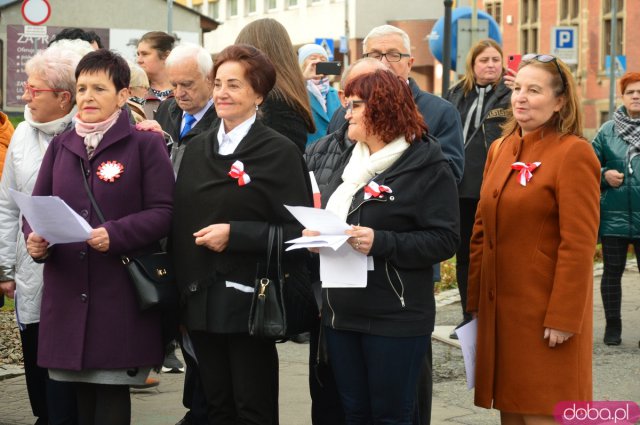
xmin=511 ymin=162 xmax=541 ymax=187
xmin=228 ymin=160 xmax=251 ymax=186
xmin=96 ymin=161 xmax=124 ymax=183
xmin=364 ymin=181 xmax=392 ymax=199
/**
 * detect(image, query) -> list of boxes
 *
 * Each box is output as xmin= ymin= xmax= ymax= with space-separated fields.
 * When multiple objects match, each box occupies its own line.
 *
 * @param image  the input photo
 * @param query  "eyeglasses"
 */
xmin=345 ymin=100 xmax=366 ymax=114
xmin=22 ymin=82 xmax=68 ymax=98
xmin=363 ymin=51 xmax=410 ymax=63
xmin=521 ymin=54 xmax=568 ymax=93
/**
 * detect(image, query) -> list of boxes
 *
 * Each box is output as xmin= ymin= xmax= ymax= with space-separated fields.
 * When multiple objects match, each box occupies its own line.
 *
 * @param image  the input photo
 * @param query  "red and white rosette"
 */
xmin=228 ymin=160 xmax=251 ymax=186
xmin=511 ymin=161 xmax=541 ymax=186
xmin=364 ymin=181 xmax=392 ymax=199
xmin=96 ymin=161 xmax=124 ymax=183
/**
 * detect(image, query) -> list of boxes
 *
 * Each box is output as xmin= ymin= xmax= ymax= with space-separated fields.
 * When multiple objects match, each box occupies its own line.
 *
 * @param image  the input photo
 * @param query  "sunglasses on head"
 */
xmin=521 ymin=54 xmax=568 ymax=93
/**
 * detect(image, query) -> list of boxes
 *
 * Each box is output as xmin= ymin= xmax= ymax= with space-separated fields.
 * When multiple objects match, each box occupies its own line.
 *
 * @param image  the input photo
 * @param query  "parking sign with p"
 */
xmin=551 ymin=26 xmax=578 ymax=65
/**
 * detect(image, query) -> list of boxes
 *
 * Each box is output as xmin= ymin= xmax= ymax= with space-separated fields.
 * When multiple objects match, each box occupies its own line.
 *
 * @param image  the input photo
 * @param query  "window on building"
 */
xmin=228 ymin=0 xmax=238 ymax=17
xmin=520 ymin=0 xmax=539 ymax=53
xmin=484 ymin=0 xmax=502 ymax=26
xmin=266 ymin=0 xmax=277 ymax=10
xmin=602 ymin=0 xmax=624 ymax=68
xmin=560 ymin=0 xmax=581 ymax=20
xmin=246 ymin=0 xmax=256 ymax=13
xmin=209 ymin=1 xmax=219 ymax=19
xmin=287 ymin=0 xmax=298 ymax=7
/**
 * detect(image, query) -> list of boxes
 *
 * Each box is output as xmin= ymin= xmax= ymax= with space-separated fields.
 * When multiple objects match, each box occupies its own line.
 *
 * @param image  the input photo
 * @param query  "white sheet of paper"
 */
xmin=284 ymin=205 xmax=367 ymax=288
xmin=320 ymin=243 xmax=368 ymax=288
xmin=285 ymin=234 xmax=349 ymax=251
xmin=455 ymin=318 xmax=478 ymax=390
xmin=284 ymin=205 xmax=350 ymax=235
xmin=10 ymin=189 xmax=92 ymax=245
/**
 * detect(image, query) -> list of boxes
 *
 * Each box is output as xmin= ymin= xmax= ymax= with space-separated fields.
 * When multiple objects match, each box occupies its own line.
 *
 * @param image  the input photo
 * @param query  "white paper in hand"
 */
xmin=455 ymin=318 xmax=478 ymax=390
xmin=10 ymin=189 xmax=92 ymax=245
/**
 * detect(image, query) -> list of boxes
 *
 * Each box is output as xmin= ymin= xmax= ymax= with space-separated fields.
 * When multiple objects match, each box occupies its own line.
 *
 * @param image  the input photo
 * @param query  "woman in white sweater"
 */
xmin=0 ymin=41 xmax=89 ymax=425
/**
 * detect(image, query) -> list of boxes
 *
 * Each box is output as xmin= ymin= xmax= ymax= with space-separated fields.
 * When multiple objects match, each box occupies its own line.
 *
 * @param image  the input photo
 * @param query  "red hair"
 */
xmin=344 ymin=69 xmax=427 ymax=143
xmin=619 ymin=72 xmax=640 ymax=94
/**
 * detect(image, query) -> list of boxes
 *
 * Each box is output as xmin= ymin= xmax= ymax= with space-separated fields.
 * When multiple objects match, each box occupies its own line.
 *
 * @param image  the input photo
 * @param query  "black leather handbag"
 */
xmin=248 ymin=225 xmax=318 ymax=340
xmin=80 ymin=159 xmax=177 ymax=311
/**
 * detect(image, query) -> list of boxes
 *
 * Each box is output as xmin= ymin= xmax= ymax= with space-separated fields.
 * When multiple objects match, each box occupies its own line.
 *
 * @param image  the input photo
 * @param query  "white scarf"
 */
xmin=307 ymin=80 xmax=328 ymax=113
xmin=24 ymin=105 xmax=77 ymax=150
xmin=326 ymin=136 xmax=409 ymax=220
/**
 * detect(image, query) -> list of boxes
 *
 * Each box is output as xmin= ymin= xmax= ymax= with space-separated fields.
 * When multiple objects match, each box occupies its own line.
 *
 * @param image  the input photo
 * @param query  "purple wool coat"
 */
xmin=26 ymin=111 xmax=174 ymax=371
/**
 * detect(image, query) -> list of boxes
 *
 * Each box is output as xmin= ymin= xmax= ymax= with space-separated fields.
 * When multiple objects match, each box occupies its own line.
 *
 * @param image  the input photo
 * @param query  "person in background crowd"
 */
xmin=137 ymin=31 xmax=176 ymax=119
xmin=0 ymin=42 xmax=92 ymax=425
xmin=444 ymin=39 xmax=512 ymax=339
xmin=591 ymin=71 xmax=640 ymax=346
xmin=48 ymin=28 xmax=103 ymax=50
xmin=25 ymin=49 xmax=174 ymax=425
xmin=125 ymin=61 xmax=150 ymax=124
xmin=0 ymin=111 xmax=15 ymax=177
xmin=235 ymin=18 xmax=315 ymax=153
xmin=304 ymin=68 xmax=459 ymax=425
xmin=468 ymin=54 xmax=600 ymax=424
xmin=298 ymin=43 xmax=341 ymax=146
xmin=140 ymin=43 xmax=216 ymax=425
xmin=171 ymin=44 xmax=312 ymax=425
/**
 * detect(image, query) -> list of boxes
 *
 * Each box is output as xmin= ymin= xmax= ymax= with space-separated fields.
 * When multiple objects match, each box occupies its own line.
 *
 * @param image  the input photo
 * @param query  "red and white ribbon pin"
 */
xmin=96 ymin=161 xmax=124 ymax=183
xmin=228 ymin=160 xmax=251 ymax=186
xmin=511 ymin=162 xmax=541 ymax=186
xmin=364 ymin=181 xmax=392 ymax=199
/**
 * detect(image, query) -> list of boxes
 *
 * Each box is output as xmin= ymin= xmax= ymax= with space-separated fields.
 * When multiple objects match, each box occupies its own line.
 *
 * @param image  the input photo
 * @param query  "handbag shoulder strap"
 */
xmin=79 ymin=158 xmax=106 ymax=223
xmin=264 ymin=225 xmax=276 ymax=276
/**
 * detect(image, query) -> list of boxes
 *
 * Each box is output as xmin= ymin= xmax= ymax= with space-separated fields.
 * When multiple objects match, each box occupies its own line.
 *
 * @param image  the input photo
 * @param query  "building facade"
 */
xmin=481 ymin=0 xmax=639 ymax=137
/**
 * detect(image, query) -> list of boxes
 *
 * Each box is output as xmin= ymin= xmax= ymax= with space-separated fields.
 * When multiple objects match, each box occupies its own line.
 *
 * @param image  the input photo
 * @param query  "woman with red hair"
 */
xmin=305 ymin=69 xmax=459 ymax=424
xmin=592 ymin=71 xmax=640 ymax=346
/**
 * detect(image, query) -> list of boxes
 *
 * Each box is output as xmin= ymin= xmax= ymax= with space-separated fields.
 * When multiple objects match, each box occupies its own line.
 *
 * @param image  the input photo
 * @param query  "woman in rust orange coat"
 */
xmin=467 ymin=54 xmax=600 ymax=424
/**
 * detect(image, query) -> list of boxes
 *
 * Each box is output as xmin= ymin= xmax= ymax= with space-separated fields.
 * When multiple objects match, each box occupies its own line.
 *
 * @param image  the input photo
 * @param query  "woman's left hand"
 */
xmin=87 ymin=227 xmax=110 ymax=252
xmin=346 ymin=225 xmax=374 ymax=255
xmin=544 ymin=328 xmax=574 ymax=348
xmin=194 ymin=224 xmax=230 ymax=252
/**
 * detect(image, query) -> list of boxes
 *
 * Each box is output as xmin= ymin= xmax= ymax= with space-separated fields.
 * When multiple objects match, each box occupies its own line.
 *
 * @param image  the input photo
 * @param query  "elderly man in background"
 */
xmin=141 ymin=43 xmax=216 ymax=425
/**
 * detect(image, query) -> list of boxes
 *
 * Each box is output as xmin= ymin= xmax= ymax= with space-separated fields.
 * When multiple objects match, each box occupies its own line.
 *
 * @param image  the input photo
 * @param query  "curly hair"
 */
xmin=344 ymin=69 xmax=427 ymax=143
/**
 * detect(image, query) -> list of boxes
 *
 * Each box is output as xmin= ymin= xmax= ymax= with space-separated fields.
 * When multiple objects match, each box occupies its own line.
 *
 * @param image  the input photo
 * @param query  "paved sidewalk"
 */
xmin=1 ymin=265 xmax=638 ymax=425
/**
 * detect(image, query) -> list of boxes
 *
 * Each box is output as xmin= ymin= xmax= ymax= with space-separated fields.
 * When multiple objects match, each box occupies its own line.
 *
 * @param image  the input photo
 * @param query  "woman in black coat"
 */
xmin=171 ymin=44 xmax=313 ymax=425
xmin=444 ymin=39 xmax=512 ymax=335
xmin=305 ymin=69 xmax=459 ymax=424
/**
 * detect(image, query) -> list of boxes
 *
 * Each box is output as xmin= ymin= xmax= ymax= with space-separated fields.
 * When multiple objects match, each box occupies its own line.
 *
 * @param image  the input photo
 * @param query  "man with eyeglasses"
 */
xmin=328 ymin=24 xmax=464 ymax=186
xmin=325 ymin=25 xmax=464 ymax=425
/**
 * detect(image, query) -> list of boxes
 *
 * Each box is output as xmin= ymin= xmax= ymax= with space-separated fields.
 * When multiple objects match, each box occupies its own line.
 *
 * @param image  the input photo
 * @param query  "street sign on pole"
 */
xmin=21 ymin=0 xmax=51 ymax=26
xmin=314 ymin=38 xmax=334 ymax=60
xmin=551 ymin=27 xmax=578 ymax=65
xmin=605 ymin=55 xmax=626 ymax=78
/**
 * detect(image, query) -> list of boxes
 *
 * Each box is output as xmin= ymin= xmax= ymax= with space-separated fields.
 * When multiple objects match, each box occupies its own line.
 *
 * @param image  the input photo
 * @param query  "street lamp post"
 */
xmin=608 ymin=0 xmax=617 ymax=120
xmin=442 ymin=0 xmax=453 ymax=94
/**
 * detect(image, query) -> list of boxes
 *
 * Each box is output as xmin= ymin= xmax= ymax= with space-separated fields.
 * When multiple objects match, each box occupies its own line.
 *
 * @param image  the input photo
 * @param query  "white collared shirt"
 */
xmin=217 ymin=114 xmax=257 ymax=156
xmin=180 ymin=99 xmax=214 ymax=134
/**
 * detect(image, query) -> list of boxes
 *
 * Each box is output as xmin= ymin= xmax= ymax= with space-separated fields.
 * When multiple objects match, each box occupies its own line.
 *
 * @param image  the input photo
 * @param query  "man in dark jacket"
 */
xmin=327 ymin=25 xmax=464 ymax=186
xmin=153 ymin=43 xmax=217 ymax=425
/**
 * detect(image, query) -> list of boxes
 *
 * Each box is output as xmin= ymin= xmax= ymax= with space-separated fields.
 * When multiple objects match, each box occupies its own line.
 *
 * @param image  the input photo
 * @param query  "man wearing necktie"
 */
xmin=153 ymin=44 xmax=218 ymax=174
xmin=149 ymin=43 xmax=217 ymax=425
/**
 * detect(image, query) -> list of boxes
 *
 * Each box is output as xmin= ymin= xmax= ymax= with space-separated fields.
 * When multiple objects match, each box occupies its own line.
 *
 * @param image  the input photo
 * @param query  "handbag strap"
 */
xmin=276 ymin=226 xmax=283 ymax=279
xmin=79 ymin=158 xmax=106 ymax=224
xmin=264 ymin=225 xmax=276 ymax=276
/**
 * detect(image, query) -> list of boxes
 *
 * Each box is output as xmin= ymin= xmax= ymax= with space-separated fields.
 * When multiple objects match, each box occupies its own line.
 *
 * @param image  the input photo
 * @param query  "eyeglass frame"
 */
xmin=362 ymin=51 xmax=411 ymax=63
xmin=345 ymin=99 xmax=366 ymax=115
xmin=22 ymin=81 xmax=69 ymax=98
xmin=521 ymin=54 xmax=568 ymax=94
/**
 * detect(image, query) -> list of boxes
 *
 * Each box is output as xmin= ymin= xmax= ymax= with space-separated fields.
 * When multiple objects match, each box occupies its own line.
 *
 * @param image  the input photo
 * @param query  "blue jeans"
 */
xmin=325 ymin=327 xmax=429 ymax=425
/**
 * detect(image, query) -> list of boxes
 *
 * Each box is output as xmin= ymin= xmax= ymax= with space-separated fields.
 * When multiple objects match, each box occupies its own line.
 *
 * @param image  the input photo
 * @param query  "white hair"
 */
xmin=165 ymin=43 xmax=213 ymax=77
xmin=47 ymin=39 xmax=94 ymax=58
xmin=126 ymin=61 xmax=150 ymax=89
xmin=363 ymin=24 xmax=411 ymax=53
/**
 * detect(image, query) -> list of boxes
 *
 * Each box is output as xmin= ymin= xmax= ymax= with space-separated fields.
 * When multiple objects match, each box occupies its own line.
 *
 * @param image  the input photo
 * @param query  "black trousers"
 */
xmin=179 ymin=333 xmax=208 ymax=425
xmin=455 ymin=198 xmax=479 ymax=322
xmin=190 ymin=331 xmax=279 ymax=425
xmin=600 ymin=236 xmax=640 ymax=320
xmin=20 ymin=322 xmax=77 ymax=425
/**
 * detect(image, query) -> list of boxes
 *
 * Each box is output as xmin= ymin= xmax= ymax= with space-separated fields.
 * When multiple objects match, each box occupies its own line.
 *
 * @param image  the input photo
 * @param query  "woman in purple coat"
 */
xmin=25 ymin=50 xmax=174 ymax=425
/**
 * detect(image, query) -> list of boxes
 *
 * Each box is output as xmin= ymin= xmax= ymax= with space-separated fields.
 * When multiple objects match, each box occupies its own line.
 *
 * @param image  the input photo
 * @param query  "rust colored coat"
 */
xmin=467 ymin=126 xmax=600 ymax=415
xmin=0 ymin=111 xmax=15 ymax=178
